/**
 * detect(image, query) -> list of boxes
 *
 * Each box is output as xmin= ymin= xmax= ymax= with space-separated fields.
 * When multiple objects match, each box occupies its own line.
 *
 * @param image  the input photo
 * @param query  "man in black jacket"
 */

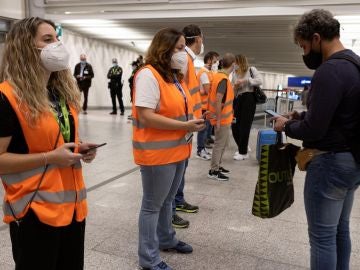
xmin=73 ymin=54 xmax=94 ymax=114
xmin=107 ymin=58 xmax=124 ymax=115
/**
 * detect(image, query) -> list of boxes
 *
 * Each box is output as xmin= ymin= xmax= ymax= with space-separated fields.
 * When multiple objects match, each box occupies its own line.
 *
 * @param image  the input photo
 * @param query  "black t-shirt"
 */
xmin=0 ymin=92 xmax=75 ymax=154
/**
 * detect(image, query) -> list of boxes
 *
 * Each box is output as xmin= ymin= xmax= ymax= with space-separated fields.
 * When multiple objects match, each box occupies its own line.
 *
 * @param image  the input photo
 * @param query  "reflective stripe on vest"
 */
xmin=1 ymin=162 xmax=82 ymax=185
xmin=133 ymin=137 xmax=188 ymax=150
xmin=189 ymin=86 xmax=200 ymax=95
xmin=3 ymin=188 xmax=87 ymax=217
xmin=132 ymin=114 xmax=190 ymax=129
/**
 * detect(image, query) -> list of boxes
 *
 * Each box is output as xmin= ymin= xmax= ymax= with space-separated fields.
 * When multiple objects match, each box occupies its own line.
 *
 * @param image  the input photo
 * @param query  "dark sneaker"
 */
xmin=208 ymin=170 xmax=229 ymax=181
xmin=161 ymin=241 xmax=193 ymax=254
xmin=109 ymin=111 xmax=117 ymax=115
xmin=120 ymin=111 xmax=125 ymax=115
xmin=141 ymin=261 xmax=173 ymax=270
xmin=206 ymin=138 xmax=215 ymax=144
xmin=219 ymin=167 xmax=230 ymax=175
xmin=172 ymin=214 xmax=189 ymax=228
xmin=176 ymin=201 xmax=199 ymax=213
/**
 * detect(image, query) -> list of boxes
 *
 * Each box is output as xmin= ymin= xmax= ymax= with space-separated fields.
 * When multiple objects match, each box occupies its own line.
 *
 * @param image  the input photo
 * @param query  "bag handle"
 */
xmin=276 ymin=131 xmax=283 ymax=146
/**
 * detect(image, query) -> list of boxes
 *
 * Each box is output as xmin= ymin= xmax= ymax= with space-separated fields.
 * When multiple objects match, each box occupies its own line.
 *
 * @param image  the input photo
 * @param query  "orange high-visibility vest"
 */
xmin=186 ymin=53 xmax=202 ymax=119
xmin=0 ymin=81 xmax=87 ymax=227
xmin=132 ymin=65 xmax=193 ymax=165
xmin=208 ymin=72 xmax=234 ymax=126
xmin=197 ymin=67 xmax=214 ymax=111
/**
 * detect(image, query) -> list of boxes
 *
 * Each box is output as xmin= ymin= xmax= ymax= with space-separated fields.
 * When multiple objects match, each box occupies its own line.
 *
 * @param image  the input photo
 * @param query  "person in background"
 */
xmin=0 ymin=17 xmax=98 ymax=269
xmin=73 ymin=53 xmax=94 ymax=114
xmin=231 ymin=54 xmax=262 ymax=161
xmin=207 ymin=53 xmax=235 ymax=181
xmin=301 ymin=84 xmax=310 ymax=106
xmin=132 ymin=27 xmax=205 ymax=270
xmin=107 ymin=58 xmax=124 ymax=115
xmin=196 ymin=51 xmax=219 ymax=160
xmin=170 ymin=24 xmax=204 ymax=229
xmin=273 ymin=9 xmax=360 ymax=270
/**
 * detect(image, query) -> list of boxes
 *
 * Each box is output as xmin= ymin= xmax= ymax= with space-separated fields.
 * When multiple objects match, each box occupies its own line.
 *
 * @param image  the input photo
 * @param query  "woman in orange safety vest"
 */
xmin=132 ymin=28 xmax=205 ymax=270
xmin=0 ymin=17 xmax=98 ymax=269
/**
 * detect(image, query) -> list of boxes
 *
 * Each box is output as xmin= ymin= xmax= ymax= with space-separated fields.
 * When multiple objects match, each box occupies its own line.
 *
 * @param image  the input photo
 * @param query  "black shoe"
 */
xmin=141 ymin=261 xmax=173 ymax=270
xmin=208 ymin=170 xmax=229 ymax=181
xmin=176 ymin=201 xmax=199 ymax=213
xmin=161 ymin=241 xmax=193 ymax=254
xmin=109 ymin=111 xmax=117 ymax=115
xmin=206 ymin=138 xmax=215 ymax=144
xmin=172 ymin=214 xmax=189 ymax=228
xmin=120 ymin=111 xmax=125 ymax=115
xmin=219 ymin=167 xmax=230 ymax=175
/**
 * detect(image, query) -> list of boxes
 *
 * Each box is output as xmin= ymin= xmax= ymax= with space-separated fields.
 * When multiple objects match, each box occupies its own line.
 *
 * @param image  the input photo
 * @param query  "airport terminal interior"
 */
xmin=1 ymin=1 xmax=360 ymax=269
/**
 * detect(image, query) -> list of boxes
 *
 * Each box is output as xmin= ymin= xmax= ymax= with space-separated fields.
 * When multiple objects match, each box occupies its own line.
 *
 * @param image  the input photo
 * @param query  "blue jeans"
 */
xmin=304 ymin=152 xmax=360 ymax=270
xmin=197 ymin=121 xmax=211 ymax=153
xmin=172 ymin=159 xmax=189 ymax=215
xmin=138 ymin=160 xmax=186 ymax=268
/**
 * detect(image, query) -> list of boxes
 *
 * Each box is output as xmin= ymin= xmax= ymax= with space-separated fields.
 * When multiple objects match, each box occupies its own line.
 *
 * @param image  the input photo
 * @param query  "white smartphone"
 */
xmin=264 ymin=110 xmax=281 ymax=117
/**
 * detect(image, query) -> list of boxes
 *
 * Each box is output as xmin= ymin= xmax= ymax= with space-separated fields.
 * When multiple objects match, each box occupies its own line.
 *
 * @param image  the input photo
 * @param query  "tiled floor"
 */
xmin=1 ymin=109 xmax=360 ymax=270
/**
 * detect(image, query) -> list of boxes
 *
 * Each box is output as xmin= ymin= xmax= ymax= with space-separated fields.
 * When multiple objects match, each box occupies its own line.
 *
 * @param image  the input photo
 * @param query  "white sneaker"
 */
xmin=205 ymin=148 xmax=212 ymax=155
xmin=196 ymin=149 xmax=211 ymax=160
xmin=234 ymin=151 xmax=239 ymax=156
xmin=233 ymin=153 xmax=249 ymax=161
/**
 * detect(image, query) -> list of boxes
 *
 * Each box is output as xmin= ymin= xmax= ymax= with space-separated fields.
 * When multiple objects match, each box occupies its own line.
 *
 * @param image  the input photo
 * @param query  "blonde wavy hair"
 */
xmin=235 ymin=54 xmax=249 ymax=75
xmin=0 ymin=17 xmax=80 ymax=124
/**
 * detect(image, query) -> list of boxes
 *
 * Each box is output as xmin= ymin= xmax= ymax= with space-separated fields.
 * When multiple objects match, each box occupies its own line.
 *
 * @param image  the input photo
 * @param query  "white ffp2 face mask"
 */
xmin=171 ymin=51 xmax=188 ymax=75
xmin=211 ymin=61 xmax=219 ymax=72
xmin=39 ymin=41 xmax=70 ymax=72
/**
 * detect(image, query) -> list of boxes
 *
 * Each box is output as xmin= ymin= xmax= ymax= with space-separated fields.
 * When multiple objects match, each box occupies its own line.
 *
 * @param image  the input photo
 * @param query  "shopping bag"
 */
xmin=252 ymin=132 xmax=300 ymax=218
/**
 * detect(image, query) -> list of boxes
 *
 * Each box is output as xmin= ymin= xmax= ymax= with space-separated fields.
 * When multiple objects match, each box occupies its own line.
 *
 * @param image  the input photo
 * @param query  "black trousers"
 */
xmin=231 ymin=92 xmax=256 ymax=154
xmin=9 ymin=210 xmax=86 ymax=270
xmin=110 ymin=87 xmax=124 ymax=113
xmin=80 ymin=87 xmax=89 ymax=111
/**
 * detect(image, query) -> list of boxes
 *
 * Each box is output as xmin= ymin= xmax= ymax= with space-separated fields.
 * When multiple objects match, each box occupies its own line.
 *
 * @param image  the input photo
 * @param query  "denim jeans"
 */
xmin=197 ymin=120 xmax=211 ymax=153
xmin=138 ymin=160 xmax=186 ymax=268
xmin=172 ymin=159 xmax=189 ymax=215
xmin=304 ymin=152 xmax=360 ymax=270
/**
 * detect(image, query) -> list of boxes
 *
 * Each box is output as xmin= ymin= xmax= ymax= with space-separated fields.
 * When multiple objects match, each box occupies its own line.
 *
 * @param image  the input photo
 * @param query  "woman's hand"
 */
xmin=78 ymin=142 xmax=98 ymax=163
xmin=186 ymin=119 xmax=206 ymax=132
xmin=47 ymin=143 xmax=83 ymax=167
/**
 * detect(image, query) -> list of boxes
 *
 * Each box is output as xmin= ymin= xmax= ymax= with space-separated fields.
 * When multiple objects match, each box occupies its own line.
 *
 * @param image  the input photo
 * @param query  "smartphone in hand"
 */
xmin=80 ymin=143 xmax=107 ymax=154
xmin=264 ymin=110 xmax=281 ymax=117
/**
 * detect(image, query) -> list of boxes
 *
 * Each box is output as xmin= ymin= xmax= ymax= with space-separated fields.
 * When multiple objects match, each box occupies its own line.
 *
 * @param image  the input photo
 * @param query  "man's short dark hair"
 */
xmin=182 ymin=24 xmax=202 ymax=46
xmin=294 ymin=9 xmax=340 ymax=42
xmin=221 ymin=53 xmax=235 ymax=69
xmin=204 ymin=51 xmax=219 ymax=64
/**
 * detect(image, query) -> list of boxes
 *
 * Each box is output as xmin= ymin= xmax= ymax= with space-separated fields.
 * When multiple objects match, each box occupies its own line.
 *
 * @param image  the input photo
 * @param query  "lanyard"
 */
xmin=52 ymin=97 xmax=71 ymax=142
xmin=173 ymin=75 xmax=189 ymax=121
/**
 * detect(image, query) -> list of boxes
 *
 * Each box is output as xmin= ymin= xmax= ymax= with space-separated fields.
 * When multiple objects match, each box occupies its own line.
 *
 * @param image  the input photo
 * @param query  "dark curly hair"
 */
xmin=293 ymin=9 xmax=340 ymax=42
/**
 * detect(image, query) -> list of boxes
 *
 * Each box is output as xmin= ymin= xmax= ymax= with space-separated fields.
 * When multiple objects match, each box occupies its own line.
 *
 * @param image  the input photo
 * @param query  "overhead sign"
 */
xmin=288 ymin=76 xmax=312 ymax=87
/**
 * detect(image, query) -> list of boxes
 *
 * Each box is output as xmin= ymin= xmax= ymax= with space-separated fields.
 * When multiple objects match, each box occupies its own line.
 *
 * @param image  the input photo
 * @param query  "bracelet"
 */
xmin=42 ymin=152 xmax=48 ymax=167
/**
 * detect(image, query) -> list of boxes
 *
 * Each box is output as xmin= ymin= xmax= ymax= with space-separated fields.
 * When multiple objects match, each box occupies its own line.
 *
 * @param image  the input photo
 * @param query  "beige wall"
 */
xmin=0 ymin=0 xmax=25 ymax=19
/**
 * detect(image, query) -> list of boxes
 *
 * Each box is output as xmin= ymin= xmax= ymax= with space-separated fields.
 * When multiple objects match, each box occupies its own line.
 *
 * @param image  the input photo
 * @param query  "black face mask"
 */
xmin=302 ymin=50 xmax=322 ymax=70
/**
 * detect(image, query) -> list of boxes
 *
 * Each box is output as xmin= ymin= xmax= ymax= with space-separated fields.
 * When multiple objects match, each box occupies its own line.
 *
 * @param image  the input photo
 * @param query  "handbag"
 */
xmin=249 ymin=67 xmax=267 ymax=104
xmin=252 ymin=132 xmax=300 ymax=218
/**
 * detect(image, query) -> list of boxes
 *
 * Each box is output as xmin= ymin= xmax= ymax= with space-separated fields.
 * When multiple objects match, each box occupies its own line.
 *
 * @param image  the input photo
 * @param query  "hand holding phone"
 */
xmin=80 ymin=143 xmax=107 ymax=154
